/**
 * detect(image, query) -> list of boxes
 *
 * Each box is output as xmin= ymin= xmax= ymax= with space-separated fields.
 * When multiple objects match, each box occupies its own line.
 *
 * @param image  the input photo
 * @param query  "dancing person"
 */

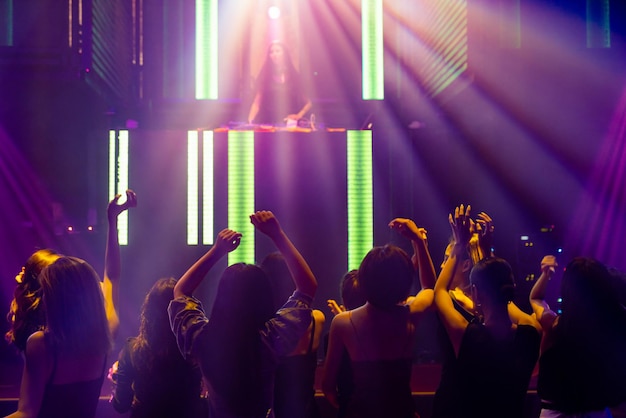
xmin=261 ymin=252 xmax=325 ymax=418
xmin=326 ymin=269 xmax=366 ymax=317
xmin=531 ymin=256 xmax=626 ymax=417
xmin=110 ymin=278 xmax=206 ymax=418
xmin=168 ymin=210 xmax=318 ymax=418
xmin=322 ymin=218 xmax=436 ymax=418
xmin=434 ymin=204 xmax=541 ymax=418
xmin=324 ymin=270 xmax=365 ymax=418
xmin=247 ymin=41 xmax=312 ymax=125
xmin=4 ymin=190 xmax=136 ymax=418
xmin=5 ymin=249 xmax=60 ymax=353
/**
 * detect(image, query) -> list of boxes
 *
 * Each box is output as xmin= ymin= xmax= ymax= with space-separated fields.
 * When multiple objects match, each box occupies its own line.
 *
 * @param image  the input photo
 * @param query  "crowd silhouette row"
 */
xmin=4 ymin=192 xmax=626 ymax=418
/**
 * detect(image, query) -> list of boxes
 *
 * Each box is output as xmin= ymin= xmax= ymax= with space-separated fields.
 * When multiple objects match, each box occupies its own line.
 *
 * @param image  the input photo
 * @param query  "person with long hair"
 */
xmin=168 ymin=210 xmax=318 ymax=418
xmin=260 ymin=252 xmax=325 ymax=418
xmin=434 ymin=204 xmax=541 ymax=418
xmin=247 ymin=41 xmax=312 ymax=125
xmin=322 ymin=217 xmax=437 ymax=418
xmin=530 ymin=256 xmax=626 ymax=417
xmin=5 ymin=256 xmax=116 ymax=418
xmin=110 ymin=278 xmax=205 ymax=418
xmin=5 ymin=190 xmax=136 ymax=418
xmin=5 ymin=249 xmax=61 ymax=352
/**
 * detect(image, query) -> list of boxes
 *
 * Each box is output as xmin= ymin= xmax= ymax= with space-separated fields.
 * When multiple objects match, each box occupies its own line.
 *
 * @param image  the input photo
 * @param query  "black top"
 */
xmin=455 ymin=323 xmax=540 ymax=418
xmin=431 ymin=295 xmax=475 ymax=418
xmin=38 ymin=351 xmax=106 ymax=418
xmin=538 ymin=337 xmax=626 ymax=413
xmin=273 ymin=315 xmax=319 ymax=418
xmin=111 ymin=337 xmax=205 ymax=418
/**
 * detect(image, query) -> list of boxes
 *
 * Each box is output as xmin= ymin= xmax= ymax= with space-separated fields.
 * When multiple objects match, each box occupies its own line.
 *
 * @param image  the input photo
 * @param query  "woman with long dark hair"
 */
xmin=531 ymin=256 xmax=626 ymax=417
xmin=111 ymin=278 xmax=205 ymax=418
xmin=168 ymin=211 xmax=317 ymax=418
xmin=247 ymin=41 xmax=311 ymax=125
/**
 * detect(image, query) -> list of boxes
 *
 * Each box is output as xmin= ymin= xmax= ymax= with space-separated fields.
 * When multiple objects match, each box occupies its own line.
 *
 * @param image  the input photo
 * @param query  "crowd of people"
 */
xmin=3 ymin=194 xmax=626 ymax=418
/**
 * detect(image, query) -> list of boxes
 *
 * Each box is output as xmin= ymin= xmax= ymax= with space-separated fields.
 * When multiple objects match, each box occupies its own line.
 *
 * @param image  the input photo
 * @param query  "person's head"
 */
xmin=469 ymin=257 xmax=515 ymax=314
xmin=39 ymin=256 xmax=112 ymax=355
xmin=6 ymin=248 xmax=61 ymax=350
xmin=206 ymin=263 xmax=275 ymax=412
xmin=138 ymin=277 xmax=177 ymax=349
xmin=560 ymin=257 xmax=624 ymax=323
xmin=260 ymin=252 xmax=294 ymax=311
xmin=266 ymin=41 xmax=291 ymax=68
xmin=340 ymin=269 xmax=366 ymax=311
xmin=358 ymin=245 xmax=414 ymax=308
xmin=210 ymin=263 xmax=275 ymax=331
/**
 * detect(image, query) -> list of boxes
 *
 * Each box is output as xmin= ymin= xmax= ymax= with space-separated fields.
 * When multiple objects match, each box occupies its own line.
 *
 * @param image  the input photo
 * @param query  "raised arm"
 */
xmin=434 ymin=204 xmax=473 ymax=357
xmin=103 ymin=190 xmax=137 ymax=337
xmin=173 ymin=228 xmax=242 ymax=299
xmin=388 ymin=218 xmax=436 ymax=315
xmin=250 ymin=211 xmax=317 ymax=298
xmin=529 ymin=255 xmax=558 ymax=330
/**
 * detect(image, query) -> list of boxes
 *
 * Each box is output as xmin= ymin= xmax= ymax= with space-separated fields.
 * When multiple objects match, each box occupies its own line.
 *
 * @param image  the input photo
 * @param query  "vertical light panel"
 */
xmin=117 ymin=131 xmax=130 ymax=245
xmin=347 ymin=130 xmax=373 ymax=270
xmin=108 ymin=130 xmax=116 ymax=204
xmin=228 ymin=131 xmax=255 ymax=265
xmin=422 ymin=0 xmax=468 ymax=97
xmin=195 ymin=0 xmax=218 ymax=99
xmin=187 ymin=131 xmax=199 ymax=245
xmin=0 ymin=0 xmax=13 ymax=46
xmin=586 ymin=0 xmax=610 ymax=48
xmin=202 ymin=131 xmax=214 ymax=245
xmin=362 ymin=0 xmax=384 ymax=100
xmin=109 ymin=130 xmax=130 ymax=245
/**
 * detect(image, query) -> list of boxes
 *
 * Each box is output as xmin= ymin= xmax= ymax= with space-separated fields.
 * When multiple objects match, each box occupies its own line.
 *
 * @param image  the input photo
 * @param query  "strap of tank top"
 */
xmin=348 ymin=311 xmax=370 ymax=360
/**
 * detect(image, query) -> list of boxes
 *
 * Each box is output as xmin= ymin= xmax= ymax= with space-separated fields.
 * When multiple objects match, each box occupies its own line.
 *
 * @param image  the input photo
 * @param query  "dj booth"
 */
xmin=108 ymin=127 xmax=373 ymax=293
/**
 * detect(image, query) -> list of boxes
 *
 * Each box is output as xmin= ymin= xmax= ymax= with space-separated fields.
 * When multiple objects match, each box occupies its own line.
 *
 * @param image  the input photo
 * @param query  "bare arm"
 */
xmin=388 ymin=218 xmax=436 ymax=316
xmin=5 ymin=332 xmax=49 ymax=418
xmin=250 ymin=211 xmax=318 ymax=298
xmin=434 ymin=205 xmax=473 ymax=357
xmin=529 ymin=255 xmax=558 ymax=330
xmin=321 ymin=313 xmax=348 ymax=409
xmin=247 ymin=92 xmax=261 ymax=124
xmin=173 ymin=229 xmax=242 ymax=299
xmin=103 ymin=190 xmax=137 ymax=338
xmin=287 ymin=98 xmax=312 ymax=121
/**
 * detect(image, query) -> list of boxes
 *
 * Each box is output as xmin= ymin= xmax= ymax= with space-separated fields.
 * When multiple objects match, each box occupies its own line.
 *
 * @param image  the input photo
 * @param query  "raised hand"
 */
xmin=388 ymin=218 xmax=428 ymax=242
xmin=107 ymin=189 xmax=138 ymax=220
xmin=250 ymin=210 xmax=282 ymax=239
xmin=474 ymin=211 xmax=494 ymax=259
xmin=327 ymin=299 xmax=345 ymax=317
xmin=213 ymin=228 xmax=242 ymax=255
xmin=449 ymin=204 xmax=472 ymax=247
xmin=540 ymin=255 xmax=558 ymax=275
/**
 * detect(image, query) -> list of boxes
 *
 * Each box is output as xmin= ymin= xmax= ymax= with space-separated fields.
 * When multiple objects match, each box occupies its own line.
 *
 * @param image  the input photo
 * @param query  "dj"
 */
xmin=247 ymin=41 xmax=312 ymax=126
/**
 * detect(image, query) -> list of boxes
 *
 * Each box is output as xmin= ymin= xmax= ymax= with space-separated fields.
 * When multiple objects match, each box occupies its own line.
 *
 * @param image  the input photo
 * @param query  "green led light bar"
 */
xmin=228 ymin=131 xmax=255 ymax=264
xmin=195 ymin=0 xmax=218 ymax=99
xmin=362 ymin=0 xmax=384 ymax=100
xmin=202 ymin=131 xmax=214 ymax=245
xmin=187 ymin=131 xmax=199 ymax=245
xmin=347 ymin=130 xmax=373 ymax=270
xmin=108 ymin=130 xmax=130 ymax=245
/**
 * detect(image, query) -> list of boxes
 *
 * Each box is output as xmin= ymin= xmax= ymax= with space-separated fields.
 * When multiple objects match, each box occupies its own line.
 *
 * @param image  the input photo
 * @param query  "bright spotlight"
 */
xmin=268 ymin=6 xmax=281 ymax=19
